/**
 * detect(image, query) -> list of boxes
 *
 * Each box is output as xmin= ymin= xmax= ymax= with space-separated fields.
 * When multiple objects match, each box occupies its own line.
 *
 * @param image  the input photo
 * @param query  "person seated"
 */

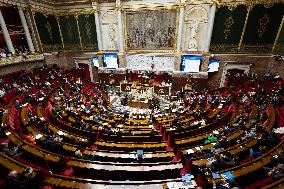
xmin=264 ymin=70 xmax=274 ymax=80
xmin=0 ymin=142 xmax=22 ymax=157
xmin=265 ymin=163 xmax=284 ymax=179
xmin=0 ymin=88 xmax=5 ymax=97
xmin=41 ymin=137 xmax=62 ymax=153
xmin=14 ymin=100 xmax=21 ymax=109
xmin=73 ymin=118 xmax=83 ymax=128
xmin=25 ymin=133 xmax=36 ymax=145
xmin=150 ymin=128 xmax=158 ymax=137
xmin=215 ymin=136 xmax=231 ymax=149
xmin=74 ymin=149 xmax=84 ymax=159
xmin=249 ymin=146 xmax=264 ymax=158
xmin=4 ymin=169 xmax=33 ymax=189
xmin=271 ymin=150 xmax=284 ymax=164
xmin=205 ymin=134 xmax=218 ymax=144
xmin=212 ymin=153 xmax=236 ymax=170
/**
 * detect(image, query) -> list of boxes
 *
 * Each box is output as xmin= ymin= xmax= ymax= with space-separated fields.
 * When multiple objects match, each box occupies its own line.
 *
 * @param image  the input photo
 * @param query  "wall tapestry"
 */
xmin=78 ymin=14 xmax=98 ymax=51
xmin=59 ymin=15 xmax=80 ymax=51
xmin=34 ymin=12 xmax=62 ymax=51
xmin=125 ymin=9 xmax=177 ymax=51
xmin=210 ymin=5 xmax=247 ymax=53
xmin=241 ymin=3 xmax=284 ymax=53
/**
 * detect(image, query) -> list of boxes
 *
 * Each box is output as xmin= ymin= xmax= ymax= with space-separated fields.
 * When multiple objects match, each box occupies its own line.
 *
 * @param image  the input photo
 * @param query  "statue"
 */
xmin=109 ymin=23 xmax=117 ymax=49
xmin=188 ymin=23 xmax=198 ymax=51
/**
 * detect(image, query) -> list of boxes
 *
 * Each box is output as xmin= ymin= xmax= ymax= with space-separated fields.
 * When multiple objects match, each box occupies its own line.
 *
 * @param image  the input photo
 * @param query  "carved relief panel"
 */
xmin=101 ymin=10 xmax=119 ymax=50
xmin=183 ymin=5 xmax=209 ymax=52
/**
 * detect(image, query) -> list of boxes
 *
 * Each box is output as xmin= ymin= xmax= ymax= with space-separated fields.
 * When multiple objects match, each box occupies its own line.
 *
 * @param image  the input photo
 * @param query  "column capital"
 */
xmin=179 ymin=0 xmax=187 ymax=8
xmin=211 ymin=0 xmax=220 ymax=7
xmin=18 ymin=5 xmax=28 ymax=11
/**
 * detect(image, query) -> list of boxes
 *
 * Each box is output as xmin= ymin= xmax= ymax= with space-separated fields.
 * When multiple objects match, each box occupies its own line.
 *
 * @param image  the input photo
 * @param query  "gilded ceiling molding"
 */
xmin=31 ymin=0 xmax=54 ymax=6
xmin=0 ymin=1 xmax=28 ymax=9
xmin=55 ymin=9 xmax=97 ymax=16
xmin=122 ymin=3 xmax=180 ymax=11
xmin=31 ymin=6 xmax=56 ymax=15
xmin=218 ymin=0 xmax=282 ymax=8
xmin=55 ymin=16 xmax=65 ymax=49
xmin=31 ymin=5 xmax=97 ymax=16
xmin=97 ymin=0 xmax=116 ymax=3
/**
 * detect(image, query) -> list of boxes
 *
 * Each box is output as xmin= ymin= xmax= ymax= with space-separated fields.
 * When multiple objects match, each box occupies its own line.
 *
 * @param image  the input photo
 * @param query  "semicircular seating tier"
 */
xmin=0 ymin=65 xmax=283 ymax=189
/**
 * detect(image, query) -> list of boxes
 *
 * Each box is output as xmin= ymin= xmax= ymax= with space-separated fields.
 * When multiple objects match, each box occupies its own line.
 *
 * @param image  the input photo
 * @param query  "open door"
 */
xmin=74 ymin=57 xmax=95 ymax=82
xmin=78 ymin=63 xmax=91 ymax=81
xmin=220 ymin=62 xmax=251 ymax=87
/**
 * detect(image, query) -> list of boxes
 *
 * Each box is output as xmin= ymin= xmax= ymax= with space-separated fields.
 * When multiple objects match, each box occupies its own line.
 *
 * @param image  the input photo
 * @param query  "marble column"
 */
xmin=205 ymin=4 xmax=216 ymax=52
xmin=0 ymin=9 xmax=15 ymax=54
xmin=117 ymin=8 xmax=124 ymax=52
xmin=176 ymin=5 xmax=185 ymax=52
xmin=18 ymin=8 xmax=35 ymax=52
xmin=23 ymin=10 xmax=39 ymax=52
xmin=117 ymin=1 xmax=125 ymax=68
xmin=94 ymin=11 xmax=103 ymax=51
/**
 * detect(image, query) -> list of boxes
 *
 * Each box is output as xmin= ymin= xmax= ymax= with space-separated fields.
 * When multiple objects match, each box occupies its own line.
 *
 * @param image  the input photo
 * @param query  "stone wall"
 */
xmin=42 ymin=52 xmax=284 ymax=90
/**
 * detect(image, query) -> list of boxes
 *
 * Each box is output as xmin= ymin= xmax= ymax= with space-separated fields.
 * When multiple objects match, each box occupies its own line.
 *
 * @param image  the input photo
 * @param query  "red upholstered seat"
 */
xmin=42 ymin=185 xmax=53 ymax=189
xmin=243 ymin=176 xmax=275 ymax=189
xmin=61 ymin=167 xmax=74 ymax=177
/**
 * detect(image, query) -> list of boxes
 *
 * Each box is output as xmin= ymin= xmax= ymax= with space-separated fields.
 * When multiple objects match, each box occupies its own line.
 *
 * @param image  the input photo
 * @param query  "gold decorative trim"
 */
xmin=31 ymin=6 xmax=96 ymax=16
xmin=126 ymin=50 xmax=176 ymax=54
xmin=75 ymin=15 xmax=83 ymax=50
xmin=218 ymin=0 xmax=281 ymax=8
xmin=55 ymin=16 xmax=64 ymax=49
xmin=257 ymin=13 xmax=270 ymax=38
xmin=238 ymin=5 xmax=252 ymax=51
xmin=184 ymin=6 xmax=209 ymax=24
xmin=272 ymin=15 xmax=284 ymax=52
xmin=224 ymin=16 xmax=234 ymax=40
xmin=242 ymin=44 xmax=274 ymax=53
xmin=122 ymin=3 xmax=180 ymax=11
xmin=210 ymin=44 xmax=239 ymax=53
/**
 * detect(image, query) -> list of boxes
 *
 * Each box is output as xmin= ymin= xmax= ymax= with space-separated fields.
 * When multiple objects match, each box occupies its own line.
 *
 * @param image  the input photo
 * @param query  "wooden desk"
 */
xmin=0 ymin=152 xmax=37 ymax=177
xmin=128 ymin=101 xmax=149 ymax=109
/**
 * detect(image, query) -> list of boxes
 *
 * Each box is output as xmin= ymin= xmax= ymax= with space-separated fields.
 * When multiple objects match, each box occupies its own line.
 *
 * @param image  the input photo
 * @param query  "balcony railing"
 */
xmin=0 ymin=54 xmax=44 ymax=67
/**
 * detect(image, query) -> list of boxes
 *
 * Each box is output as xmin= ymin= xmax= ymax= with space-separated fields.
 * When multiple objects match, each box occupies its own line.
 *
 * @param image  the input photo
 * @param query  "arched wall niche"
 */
xmin=183 ymin=5 xmax=209 ymax=52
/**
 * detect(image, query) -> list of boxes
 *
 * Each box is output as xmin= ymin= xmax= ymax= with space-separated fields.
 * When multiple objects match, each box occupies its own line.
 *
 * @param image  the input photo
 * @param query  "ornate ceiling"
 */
xmin=33 ymin=0 xmax=115 ymax=6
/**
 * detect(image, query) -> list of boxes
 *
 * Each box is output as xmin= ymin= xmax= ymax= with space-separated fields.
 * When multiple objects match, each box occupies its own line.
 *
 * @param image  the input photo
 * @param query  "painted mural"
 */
xmin=125 ymin=9 xmax=177 ymax=51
